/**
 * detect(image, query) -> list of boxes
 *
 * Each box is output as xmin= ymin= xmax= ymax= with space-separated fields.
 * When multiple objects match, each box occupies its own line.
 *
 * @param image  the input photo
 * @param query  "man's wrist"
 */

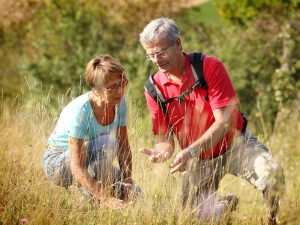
xmin=187 ymin=146 xmax=197 ymax=158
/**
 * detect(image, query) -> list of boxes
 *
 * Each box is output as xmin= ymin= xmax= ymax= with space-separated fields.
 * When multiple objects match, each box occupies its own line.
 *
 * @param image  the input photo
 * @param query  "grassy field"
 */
xmin=0 ymin=90 xmax=299 ymax=225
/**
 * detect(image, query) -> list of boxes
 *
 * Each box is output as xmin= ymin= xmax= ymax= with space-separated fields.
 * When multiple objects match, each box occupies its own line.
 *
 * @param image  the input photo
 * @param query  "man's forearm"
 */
xmin=188 ymin=105 xmax=235 ymax=157
xmin=190 ymin=121 xmax=229 ymax=157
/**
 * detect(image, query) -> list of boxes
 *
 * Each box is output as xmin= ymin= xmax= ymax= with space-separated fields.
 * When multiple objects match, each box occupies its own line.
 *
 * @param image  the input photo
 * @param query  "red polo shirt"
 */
xmin=145 ymin=53 xmax=244 ymax=159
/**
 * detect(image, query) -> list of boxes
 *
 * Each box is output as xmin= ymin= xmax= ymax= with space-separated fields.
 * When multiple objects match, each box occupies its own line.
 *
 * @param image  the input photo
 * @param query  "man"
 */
xmin=139 ymin=17 xmax=284 ymax=225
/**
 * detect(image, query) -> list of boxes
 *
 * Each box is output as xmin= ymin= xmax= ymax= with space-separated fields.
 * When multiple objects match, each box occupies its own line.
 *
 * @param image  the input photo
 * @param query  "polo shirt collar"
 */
xmin=158 ymin=71 xmax=170 ymax=85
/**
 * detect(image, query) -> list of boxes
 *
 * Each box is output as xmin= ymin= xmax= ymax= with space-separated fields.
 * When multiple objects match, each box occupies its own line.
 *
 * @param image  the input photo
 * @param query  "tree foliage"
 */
xmin=0 ymin=0 xmax=299 ymax=131
xmin=211 ymin=0 xmax=300 ymax=130
xmin=0 ymin=0 xmax=185 ymax=102
xmin=215 ymin=0 xmax=300 ymax=25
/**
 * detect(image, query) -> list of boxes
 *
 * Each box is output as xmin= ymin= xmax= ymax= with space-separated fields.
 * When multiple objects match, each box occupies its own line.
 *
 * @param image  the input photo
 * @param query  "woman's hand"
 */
xmin=123 ymin=185 xmax=134 ymax=202
xmin=105 ymin=197 xmax=126 ymax=209
xmin=122 ymin=178 xmax=135 ymax=202
xmin=93 ymin=193 xmax=126 ymax=209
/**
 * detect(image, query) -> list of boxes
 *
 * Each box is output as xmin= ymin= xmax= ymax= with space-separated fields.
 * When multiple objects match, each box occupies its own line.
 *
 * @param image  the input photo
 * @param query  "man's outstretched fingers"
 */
xmin=170 ymin=163 xmax=183 ymax=174
xmin=170 ymin=157 xmax=183 ymax=173
xmin=171 ymin=154 xmax=181 ymax=167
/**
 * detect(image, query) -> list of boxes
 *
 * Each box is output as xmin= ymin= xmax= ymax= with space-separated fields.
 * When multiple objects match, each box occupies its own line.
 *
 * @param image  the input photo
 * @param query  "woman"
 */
xmin=43 ymin=55 xmax=136 ymax=208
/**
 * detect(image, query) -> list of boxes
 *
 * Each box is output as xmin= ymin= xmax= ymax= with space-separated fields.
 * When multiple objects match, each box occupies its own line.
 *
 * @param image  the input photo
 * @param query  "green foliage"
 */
xmin=215 ymin=0 xmax=300 ymax=25
xmin=0 ymin=0 xmax=186 ymax=105
xmin=173 ymin=2 xmax=300 ymax=131
xmin=174 ymin=6 xmax=213 ymax=53
xmin=210 ymin=7 xmax=300 ymax=131
xmin=1 ymin=0 xmax=300 ymax=129
xmin=20 ymin=0 xmax=112 ymax=96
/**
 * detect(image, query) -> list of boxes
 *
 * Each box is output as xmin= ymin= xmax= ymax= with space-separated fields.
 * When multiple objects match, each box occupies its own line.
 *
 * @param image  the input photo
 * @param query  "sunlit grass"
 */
xmin=0 ymin=92 xmax=299 ymax=224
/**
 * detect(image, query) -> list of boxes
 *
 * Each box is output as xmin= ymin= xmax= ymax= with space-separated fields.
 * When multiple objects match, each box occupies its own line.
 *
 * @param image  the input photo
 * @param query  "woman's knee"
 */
xmin=88 ymin=160 xmax=115 ymax=184
xmin=87 ymin=135 xmax=118 ymax=160
xmin=44 ymin=156 xmax=73 ymax=187
xmin=51 ymin=169 xmax=73 ymax=187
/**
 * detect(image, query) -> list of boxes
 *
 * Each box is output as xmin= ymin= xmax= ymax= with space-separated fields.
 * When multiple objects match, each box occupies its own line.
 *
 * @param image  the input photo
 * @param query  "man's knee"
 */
xmin=264 ymin=162 xmax=285 ymax=197
xmin=252 ymin=152 xmax=284 ymax=193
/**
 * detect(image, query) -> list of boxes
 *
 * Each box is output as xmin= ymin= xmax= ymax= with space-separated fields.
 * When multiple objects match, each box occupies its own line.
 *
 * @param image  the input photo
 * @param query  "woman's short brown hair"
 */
xmin=85 ymin=55 xmax=127 ymax=89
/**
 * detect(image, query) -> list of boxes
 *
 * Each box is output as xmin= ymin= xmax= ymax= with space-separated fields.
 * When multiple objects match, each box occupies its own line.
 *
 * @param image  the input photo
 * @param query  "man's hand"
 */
xmin=170 ymin=148 xmax=192 ymax=174
xmin=139 ymin=142 xmax=173 ymax=163
xmin=139 ymin=148 xmax=170 ymax=163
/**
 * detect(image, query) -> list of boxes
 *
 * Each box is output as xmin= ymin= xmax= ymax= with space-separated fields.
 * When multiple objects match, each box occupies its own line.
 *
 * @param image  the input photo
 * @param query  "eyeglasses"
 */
xmin=145 ymin=43 xmax=174 ymax=60
xmin=103 ymin=79 xmax=128 ymax=93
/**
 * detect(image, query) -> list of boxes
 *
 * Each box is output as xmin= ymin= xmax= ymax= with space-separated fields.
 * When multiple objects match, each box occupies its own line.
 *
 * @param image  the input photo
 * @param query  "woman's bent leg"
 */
xmin=43 ymin=147 xmax=73 ymax=187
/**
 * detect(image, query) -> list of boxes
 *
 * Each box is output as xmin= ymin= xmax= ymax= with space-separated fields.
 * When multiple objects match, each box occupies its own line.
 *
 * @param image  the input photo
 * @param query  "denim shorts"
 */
xmin=43 ymin=134 xmax=118 ymax=187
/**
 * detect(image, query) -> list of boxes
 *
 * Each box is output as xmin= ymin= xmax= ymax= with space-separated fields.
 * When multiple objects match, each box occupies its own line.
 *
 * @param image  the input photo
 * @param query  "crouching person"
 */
xmin=139 ymin=17 xmax=285 ymax=224
xmin=43 ymin=55 xmax=140 ymax=208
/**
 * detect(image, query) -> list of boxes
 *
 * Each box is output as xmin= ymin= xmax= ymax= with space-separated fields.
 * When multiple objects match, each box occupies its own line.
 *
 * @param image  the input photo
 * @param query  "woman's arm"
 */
xmin=117 ymin=126 xmax=134 ymax=201
xmin=69 ymin=137 xmax=124 ymax=207
xmin=117 ymin=126 xmax=132 ymax=185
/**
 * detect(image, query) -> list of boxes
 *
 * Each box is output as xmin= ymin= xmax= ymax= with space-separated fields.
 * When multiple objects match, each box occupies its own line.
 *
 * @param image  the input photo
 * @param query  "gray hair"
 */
xmin=139 ymin=17 xmax=180 ymax=45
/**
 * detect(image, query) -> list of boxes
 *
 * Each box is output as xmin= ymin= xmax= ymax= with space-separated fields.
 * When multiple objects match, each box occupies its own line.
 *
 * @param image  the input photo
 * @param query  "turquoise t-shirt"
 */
xmin=48 ymin=92 xmax=127 ymax=151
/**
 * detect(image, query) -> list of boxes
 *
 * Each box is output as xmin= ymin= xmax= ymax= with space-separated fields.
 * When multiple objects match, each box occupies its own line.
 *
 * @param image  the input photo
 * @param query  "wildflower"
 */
xmin=19 ymin=218 xmax=28 ymax=224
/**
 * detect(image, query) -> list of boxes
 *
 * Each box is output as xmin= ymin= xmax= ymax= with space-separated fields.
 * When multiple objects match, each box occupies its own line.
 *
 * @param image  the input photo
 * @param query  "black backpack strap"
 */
xmin=189 ymin=52 xmax=209 ymax=101
xmin=189 ymin=52 xmax=208 ymax=90
xmin=144 ymin=75 xmax=168 ymax=114
xmin=240 ymin=112 xmax=248 ymax=133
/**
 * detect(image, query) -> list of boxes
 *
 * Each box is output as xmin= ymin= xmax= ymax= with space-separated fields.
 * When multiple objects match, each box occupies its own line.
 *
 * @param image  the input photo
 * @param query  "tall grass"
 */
xmin=0 ymin=90 xmax=299 ymax=225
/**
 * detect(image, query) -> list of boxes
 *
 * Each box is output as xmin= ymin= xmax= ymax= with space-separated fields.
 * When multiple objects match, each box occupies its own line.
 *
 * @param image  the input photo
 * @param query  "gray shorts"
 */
xmin=182 ymin=131 xmax=285 ymax=220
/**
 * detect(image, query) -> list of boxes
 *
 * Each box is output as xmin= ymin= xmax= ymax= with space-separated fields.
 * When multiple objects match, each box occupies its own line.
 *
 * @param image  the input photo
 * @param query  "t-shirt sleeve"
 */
xmin=145 ymin=90 xmax=169 ymax=135
xmin=203 ymin=56 xmax=239 ymax=110
xmin=117 ymin=96 xmax=127 ymax=126
xmin=65 ymin=107 xmax=89 ymax=139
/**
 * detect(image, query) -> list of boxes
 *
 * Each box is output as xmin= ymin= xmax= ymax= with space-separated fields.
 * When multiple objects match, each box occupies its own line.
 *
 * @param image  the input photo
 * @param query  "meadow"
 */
xmin=1 ymin=0 xmax=300 ymax=224
xmin=0 ymin=88 xmax=299 ymax=225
